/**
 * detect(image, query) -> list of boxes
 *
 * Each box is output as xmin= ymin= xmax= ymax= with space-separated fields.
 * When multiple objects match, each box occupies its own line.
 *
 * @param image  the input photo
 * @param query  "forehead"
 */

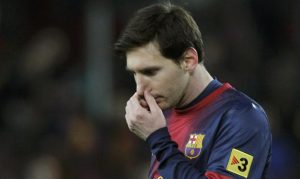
xmin=126 ymin=42 xmax=174 ymax=70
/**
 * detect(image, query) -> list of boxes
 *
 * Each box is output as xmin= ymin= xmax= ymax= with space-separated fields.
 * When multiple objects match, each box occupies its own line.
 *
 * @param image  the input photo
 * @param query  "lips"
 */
xmin=154 ymin=96 xmax=163 ymax=103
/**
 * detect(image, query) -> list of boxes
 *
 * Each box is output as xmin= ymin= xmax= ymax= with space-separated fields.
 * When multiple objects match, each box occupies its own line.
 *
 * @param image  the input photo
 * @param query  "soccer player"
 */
xmin=115 ymin=2 xmax=272 ymax=179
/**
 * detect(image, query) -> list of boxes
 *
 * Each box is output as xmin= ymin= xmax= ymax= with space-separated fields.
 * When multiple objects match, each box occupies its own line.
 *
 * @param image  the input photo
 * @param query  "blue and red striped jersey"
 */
xmin=146 ymin=82 xmax=272 ymax=179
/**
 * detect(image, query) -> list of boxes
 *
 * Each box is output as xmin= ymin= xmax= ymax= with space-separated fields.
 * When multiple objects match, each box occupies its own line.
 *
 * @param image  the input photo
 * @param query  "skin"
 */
xmin=125 ymin=42 xmax=213 ymax=140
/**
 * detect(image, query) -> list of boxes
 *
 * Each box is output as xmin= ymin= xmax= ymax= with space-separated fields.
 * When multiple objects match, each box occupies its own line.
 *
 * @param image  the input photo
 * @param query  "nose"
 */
xmin=135 ymin=74 xmax=147 ymax=97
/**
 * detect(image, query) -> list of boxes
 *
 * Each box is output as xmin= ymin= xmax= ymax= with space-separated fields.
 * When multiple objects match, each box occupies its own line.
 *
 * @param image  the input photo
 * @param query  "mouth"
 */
xmin=154 ymin=96 xmax=164 ymax=103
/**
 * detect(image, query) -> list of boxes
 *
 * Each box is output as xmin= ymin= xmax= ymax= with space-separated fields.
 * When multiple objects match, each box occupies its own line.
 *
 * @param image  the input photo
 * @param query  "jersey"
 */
xmin=146 ymin=81 xmax=272 ymax=179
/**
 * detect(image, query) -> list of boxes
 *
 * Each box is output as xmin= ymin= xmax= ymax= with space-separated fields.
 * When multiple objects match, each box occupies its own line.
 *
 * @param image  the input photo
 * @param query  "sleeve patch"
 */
xmin=226 ymin=148 xmax=253 ymax=178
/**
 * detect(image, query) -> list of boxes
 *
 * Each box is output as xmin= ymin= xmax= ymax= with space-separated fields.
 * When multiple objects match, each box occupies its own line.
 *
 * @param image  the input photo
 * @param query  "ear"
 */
xmin=181 ymin=47 xmax=199 ymax=73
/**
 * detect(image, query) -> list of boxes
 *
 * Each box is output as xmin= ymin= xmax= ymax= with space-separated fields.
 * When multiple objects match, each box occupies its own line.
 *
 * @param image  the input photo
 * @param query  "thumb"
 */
xmin=144 ymin=91 xmax=159 ymax=112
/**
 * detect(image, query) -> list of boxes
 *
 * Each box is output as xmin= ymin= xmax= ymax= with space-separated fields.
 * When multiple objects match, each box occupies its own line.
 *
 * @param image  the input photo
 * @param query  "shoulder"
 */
xmin=219 ymin=88 xmax=270 ymax=135
xmin=222 ymin=88 xmax=267 ymax=119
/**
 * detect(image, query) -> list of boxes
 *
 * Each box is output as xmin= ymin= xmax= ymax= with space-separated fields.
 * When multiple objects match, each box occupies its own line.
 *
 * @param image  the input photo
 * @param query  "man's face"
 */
xmin=126 ymin=42 xmax=190 ymax=110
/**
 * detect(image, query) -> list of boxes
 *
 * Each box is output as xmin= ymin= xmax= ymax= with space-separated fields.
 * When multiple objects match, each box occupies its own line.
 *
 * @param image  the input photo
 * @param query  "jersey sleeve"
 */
xmin=206 ymin=102 xmax=272 ymax=178
xmin=146 ymin=102 xmax=272 ymax=179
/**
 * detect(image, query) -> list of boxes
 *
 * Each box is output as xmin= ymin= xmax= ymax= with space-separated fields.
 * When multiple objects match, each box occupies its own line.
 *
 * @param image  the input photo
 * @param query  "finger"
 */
xmin=144 ymin=90 xmax=159 ymax=112
xmin=135 ymin=92 xmax=148 ymax=108
xmin=129 ymin=92 xmax=138 ymax=102
xmin=134 ymin=93 xmax=151 ymax=112
xmin=125 ymin=99 xmax=133 ymax=114
xmin=128 ymin=93 xmax=148 ymax=114
xmin=139 ymin=98 xmax=149 ymax=109
xmin=124 ymin=112 xmax=131 ymax=128
xmin=130 ymin=92 xmax=141 ymax=106
xmin=127 ymin=93 xmax=139 ymax=109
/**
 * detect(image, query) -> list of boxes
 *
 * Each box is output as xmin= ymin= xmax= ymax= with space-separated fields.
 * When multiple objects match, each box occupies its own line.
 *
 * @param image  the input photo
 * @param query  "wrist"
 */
xmin=146 ymin=127 xmax=169 ymax=144
xmin=146 ymin=127 xmax=180 ymax=161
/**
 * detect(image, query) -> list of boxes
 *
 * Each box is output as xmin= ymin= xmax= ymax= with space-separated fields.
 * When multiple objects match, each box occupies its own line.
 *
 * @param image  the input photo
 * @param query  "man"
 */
xmin=115 ymin=2 xmax=271 ymax=179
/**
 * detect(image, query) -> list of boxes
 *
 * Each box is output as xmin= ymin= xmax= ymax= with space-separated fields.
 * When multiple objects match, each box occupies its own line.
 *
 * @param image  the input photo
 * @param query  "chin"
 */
xmin=158 ymin=102 xmax=172 ymax=110
xmin=157 ymin=102 xmax=165 ymax=109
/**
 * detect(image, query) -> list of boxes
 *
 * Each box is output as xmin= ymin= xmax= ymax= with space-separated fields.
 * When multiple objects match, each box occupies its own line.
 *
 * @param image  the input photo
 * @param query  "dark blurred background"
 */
xmin=0 ymin=0 xmax=299 ymax=178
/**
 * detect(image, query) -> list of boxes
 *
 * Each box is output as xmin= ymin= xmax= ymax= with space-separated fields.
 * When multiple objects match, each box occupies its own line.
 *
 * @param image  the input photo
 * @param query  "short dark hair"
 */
xmin=114 ymin=2 xmax=205 ymax=63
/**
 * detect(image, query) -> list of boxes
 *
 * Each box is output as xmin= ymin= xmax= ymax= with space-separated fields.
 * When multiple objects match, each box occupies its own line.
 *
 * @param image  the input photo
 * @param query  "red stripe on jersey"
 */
xmin=168 ymin=83 xmax=232 ymax=148
xmin=174 ymin=83 xmax=232 ymax=115
xmin=205 ymin=171 xmax=232 ymax=179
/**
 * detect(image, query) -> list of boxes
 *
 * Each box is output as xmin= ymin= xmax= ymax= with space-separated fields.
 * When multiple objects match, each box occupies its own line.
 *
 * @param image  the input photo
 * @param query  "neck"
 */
xmin=177 ymin=64 xmax=213 ymax=108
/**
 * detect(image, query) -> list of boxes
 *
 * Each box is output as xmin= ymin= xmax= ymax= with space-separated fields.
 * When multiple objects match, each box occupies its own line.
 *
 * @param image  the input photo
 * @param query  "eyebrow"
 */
xmin=126 ymin=66 xmax=161 ymax=73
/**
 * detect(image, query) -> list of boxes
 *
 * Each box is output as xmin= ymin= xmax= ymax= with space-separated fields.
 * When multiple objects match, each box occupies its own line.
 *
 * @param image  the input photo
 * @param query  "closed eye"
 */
xmin=140 ymin=68 xmax=159 ymax=76
xmin=126 ymin=67 xmax=161 ymax=77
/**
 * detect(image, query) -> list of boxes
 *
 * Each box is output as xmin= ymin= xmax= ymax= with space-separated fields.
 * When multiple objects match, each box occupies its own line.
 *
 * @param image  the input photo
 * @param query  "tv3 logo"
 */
xmin=226 ymin=148 xmax=253 ymax=178
xmin=231 ymin=156 xmax=248 ymax=172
